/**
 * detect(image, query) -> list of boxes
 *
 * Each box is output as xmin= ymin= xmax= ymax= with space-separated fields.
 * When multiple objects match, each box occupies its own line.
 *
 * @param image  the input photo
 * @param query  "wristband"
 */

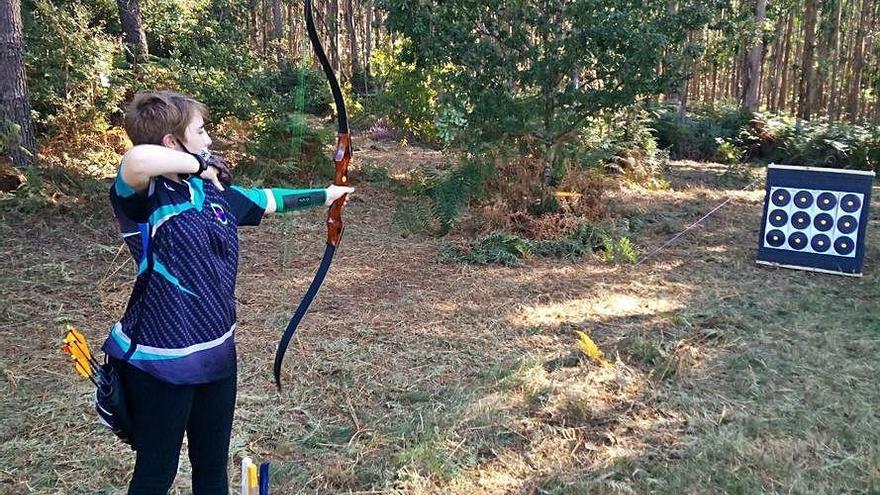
xmin=189 ymin=152 xmax=208 ymax=176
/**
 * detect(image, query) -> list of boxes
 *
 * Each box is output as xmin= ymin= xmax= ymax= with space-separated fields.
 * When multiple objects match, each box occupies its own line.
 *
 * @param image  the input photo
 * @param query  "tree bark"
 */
xmin=116 ymin=0 xmax=149 ymax=64
xmin=272 ymin=0 xmax=286 ymax=71
xmin=345 ymin=0 xmax=360 ymax=89
xmin=0 ymin=0 xmax=36 ymax=168
xmin=847 ymin=0 xmax=872 ymax=122
xmin=710 ymin=63 xmax=718 ymax=109
xmin=261 ymin=0 xmax=270 ymax=56
xmin=743 ymin=0 xmax=767 ymax=112
xmin=829 ymin=0 xmax=845 ymax=120
xmin=767 ymin=12 xmax=785 ymax=111
xmin=365 ymin=0 xmax=373 ymax=92
xmin=798 ymin=0 xmax=818 ymax=120
xmin=329 ymin=0 xmax=339 ymax=73
xmin=777 ymin=12 xmax=793 ymax=112
xmin=287 ymin=2 xmax=300 ymax=60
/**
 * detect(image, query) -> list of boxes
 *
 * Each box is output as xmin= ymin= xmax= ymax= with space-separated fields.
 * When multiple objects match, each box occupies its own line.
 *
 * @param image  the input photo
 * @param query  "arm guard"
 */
xmin=271 ymin=188 xmax=326 ymax=212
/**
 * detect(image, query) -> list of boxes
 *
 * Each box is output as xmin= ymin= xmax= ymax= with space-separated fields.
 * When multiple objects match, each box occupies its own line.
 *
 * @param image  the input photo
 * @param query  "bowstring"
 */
xmin=293 ymin=30 xmax=308 ymax=164
xmin=280 ymin=15 xmax=312 ymax=308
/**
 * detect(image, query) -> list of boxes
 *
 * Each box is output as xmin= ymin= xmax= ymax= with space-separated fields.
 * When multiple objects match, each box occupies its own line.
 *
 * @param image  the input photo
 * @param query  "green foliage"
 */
xmin=421 ymin=157 xmax=494 ymax=234
xmin=162 ymin=6 xmax=261 ymax=118
xmin=528 ymin=194 xmax=560 ymax=217
xmin=439 ymin=223 xmax=637 ymax=266
xmin=651 ymin=102 xmax=752 ymax=160
xmin=606 ymin=235 xmax=638 ymax=263
xmin=714 ymin=137 xmax=745 ymax=164
xmin=140 ymin=0 xmax=201 ymax=58
xmin=380 ymin=0 xmax=719 ymax=154
xmin=242 ymin=112 xmax=332 ymax=183
xmin=439 ymin=232 xmax=533 ymax=266
xmin=248 ymin=113 xmax=319 ymax=159
xmin=435 ymin=106 xmax=468 ymax=147
xmin=246 ymin=65 xmax=331 ymax=116
xmin=652 ymin=105 xmax=880 ymax=171
xmin=757 ymin=116 xmax=880 ymax=171
xmin=23 ymin=0 xmax=127 ymax=134
xmin=575 ymin=106 xmax=670 ymax=181
xmin=0 ymin=121 xmax=26 ymax=157
xmin=715 ymin=162 xmax=756 ymax=188
xmin=20 ymin=0 xmax=340 ymax=178
xmin=364 ymin=40 xmax=440 ymax=143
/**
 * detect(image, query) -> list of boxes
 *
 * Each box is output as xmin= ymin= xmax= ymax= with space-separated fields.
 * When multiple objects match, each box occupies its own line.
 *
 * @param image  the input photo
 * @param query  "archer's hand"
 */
xmin=325 ymin=184 xmax=354 ymax=206
xmin=206 ymin=153 xmax=233 ymax=185
xmin=200 ymin=165 xmax=226 ymax=191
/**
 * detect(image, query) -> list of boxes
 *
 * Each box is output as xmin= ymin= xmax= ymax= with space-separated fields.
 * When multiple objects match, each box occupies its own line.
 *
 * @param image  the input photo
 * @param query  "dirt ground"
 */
xmin=0 ymin=140 xmax=878 ymax=494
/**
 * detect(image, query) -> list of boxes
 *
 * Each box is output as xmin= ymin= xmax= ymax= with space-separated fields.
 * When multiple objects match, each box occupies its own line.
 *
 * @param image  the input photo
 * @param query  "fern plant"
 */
xmin=427 ymin=158 xmax=493 ymax=234
xmin=438 ymin=222 xmax=638 ymax=266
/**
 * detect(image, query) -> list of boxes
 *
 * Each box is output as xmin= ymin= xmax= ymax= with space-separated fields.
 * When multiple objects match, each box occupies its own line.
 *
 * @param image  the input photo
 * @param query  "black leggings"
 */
xmin=121 ymin=363 xmax=236 ymax=495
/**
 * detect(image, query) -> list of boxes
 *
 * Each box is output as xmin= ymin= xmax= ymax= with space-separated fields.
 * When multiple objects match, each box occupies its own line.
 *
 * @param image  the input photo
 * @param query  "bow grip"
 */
xmin=327 ymin=132 xmax=351 ymax=247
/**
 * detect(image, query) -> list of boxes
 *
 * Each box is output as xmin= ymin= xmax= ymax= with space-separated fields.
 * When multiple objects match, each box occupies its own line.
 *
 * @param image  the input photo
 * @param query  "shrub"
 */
xmin=362 ymin=40 xmax=440 ymax=143
xmin=650 ymin=102 xmax=751 ymax=161
xmin=439 ymin=222 xmax=637 ymax=266
xmin=24 ymin=0 xmax=127 ymax=136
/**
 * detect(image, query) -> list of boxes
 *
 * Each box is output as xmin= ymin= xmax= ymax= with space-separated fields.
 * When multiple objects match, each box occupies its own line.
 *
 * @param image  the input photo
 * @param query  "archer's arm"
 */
xmin=222 ymin=185 xmax=353 ymax=226
xmin=119 ymin=145 xmax=203 ymax=193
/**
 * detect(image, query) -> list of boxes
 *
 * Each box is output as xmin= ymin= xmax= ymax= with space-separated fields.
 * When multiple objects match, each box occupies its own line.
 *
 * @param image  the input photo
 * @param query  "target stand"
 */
xmin=757 ymin=164 xmax=875 ymax=277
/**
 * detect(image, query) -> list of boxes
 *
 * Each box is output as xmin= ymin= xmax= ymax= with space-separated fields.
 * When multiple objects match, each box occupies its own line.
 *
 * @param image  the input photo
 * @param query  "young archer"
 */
xmin=103 ymin=90 xmax=351 ymax=493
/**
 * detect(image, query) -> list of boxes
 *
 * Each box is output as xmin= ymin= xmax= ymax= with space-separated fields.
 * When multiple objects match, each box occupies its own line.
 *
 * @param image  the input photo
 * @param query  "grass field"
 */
xmin=0 ymin=142 xmax=878 ymax=494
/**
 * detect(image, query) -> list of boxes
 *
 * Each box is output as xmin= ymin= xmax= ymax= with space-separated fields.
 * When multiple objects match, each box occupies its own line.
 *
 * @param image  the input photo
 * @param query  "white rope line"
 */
xmin=635 ymin=177 xmax=762 ymax=266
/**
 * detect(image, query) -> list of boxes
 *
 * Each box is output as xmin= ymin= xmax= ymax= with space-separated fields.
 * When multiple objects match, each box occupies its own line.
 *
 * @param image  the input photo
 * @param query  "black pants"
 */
xmin=121 ymin=363 xmax=236 ymax=495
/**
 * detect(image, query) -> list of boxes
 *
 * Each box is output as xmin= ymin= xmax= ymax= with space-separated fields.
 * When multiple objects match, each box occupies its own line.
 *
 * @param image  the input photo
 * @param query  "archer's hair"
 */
xmin=123 ymin=90 xmax=209 ymax=146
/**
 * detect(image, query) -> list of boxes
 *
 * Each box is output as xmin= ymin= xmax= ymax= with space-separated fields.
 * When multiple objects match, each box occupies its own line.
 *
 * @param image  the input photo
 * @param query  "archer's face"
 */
xmin=178 ymin=114 xmax=212 ymax=153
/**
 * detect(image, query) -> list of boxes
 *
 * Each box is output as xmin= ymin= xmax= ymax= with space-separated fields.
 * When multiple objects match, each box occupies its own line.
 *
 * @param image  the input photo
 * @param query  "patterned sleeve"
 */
xmin=223 ymin=186 xmax=269 ymax=227
xmin=109 ymin=169 xmax=151 ymax=223
xmin=223 ymin=186 xmax=328 ymax=226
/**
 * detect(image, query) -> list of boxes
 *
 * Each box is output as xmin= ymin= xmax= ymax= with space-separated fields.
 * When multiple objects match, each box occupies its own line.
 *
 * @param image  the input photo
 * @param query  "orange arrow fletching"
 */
xmin=62 ymin=325 xmax=95 ymax=379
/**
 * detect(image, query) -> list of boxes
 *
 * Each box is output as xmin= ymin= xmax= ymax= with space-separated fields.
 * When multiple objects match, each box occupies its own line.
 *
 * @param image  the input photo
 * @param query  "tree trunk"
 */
xmin=365 ymin=0 xmax=373 ymax=92
xmin=847 ymin=0 xmax=872 ymax=122
xmin=329 ymin=0 xmax=339 ymax=73
xmin=829 ymin=0 xmax=845 ymax=120
xmin=261 ymin=0 xmax=270 ymax=56
xmin=743 ymin=0 xmax=768 ymax=112
xmin=272 ymin=0 xmax=286 ymax=71
xmin=345 ymin=0 xmax=360 ymax=89
xmin=116 ymin=0 xmax=149 ymax=64
xmin=250 ymin=0 xmax=258 ymax=50
xmin=767 ymin=12 xmax=784 ymax=111
xmin=0 ymin=0 xmax=36 ymax=168
xmin=711 ymin=63 xmax=718 ymax=109
xmin=677 ymin=78 xmax=689 ymax=122
xmin=790 ymin=32 xmax=800 ymax=117
xmin=777 ymin=11 xmax=794 ymax=112
xmin=288 ymin=0 xmax=297 ymax=59
xmin=798 ymin=0 xmax=818 ymax=120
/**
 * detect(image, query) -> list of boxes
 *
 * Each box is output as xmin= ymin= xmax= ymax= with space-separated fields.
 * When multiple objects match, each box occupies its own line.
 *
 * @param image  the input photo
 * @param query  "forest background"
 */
xmin=1 ymin=0 xmax=878 ymax=193
xmin=0 ymin=0 xmax=879 ymax=493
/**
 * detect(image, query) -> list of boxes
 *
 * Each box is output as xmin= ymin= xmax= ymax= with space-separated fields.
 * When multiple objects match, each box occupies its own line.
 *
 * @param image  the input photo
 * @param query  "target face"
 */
xmin=761 ymin=186 xmax=864 ymax=257
xmin=757 ymin=164 xmax=874 ymax=276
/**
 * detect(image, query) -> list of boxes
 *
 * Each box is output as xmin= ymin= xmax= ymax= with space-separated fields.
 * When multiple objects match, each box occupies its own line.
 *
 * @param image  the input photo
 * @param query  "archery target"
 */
xmin=757 ymin=164 xmax=874 ymax=276
xmin=761 ymin=186 xmax=863 ymax=258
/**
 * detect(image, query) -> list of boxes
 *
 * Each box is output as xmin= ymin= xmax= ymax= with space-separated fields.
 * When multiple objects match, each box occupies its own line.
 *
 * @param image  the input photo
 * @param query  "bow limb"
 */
xmin=273 ymin=0 xmax=351 ymax=391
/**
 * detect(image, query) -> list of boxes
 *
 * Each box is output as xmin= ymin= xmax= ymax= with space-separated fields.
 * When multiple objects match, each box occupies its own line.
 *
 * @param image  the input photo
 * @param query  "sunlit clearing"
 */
xmin=516 ymin=294 xmax=682 ymax=327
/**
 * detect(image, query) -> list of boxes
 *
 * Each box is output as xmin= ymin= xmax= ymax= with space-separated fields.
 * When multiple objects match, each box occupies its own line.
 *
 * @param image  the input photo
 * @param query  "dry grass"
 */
xmin=0 ymin=145 xmax=878 ymax=495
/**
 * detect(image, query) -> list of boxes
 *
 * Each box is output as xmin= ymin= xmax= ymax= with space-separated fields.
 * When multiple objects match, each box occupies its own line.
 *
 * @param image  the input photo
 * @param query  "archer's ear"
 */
xmin=161 ymin=134 xmax=178 ymax=149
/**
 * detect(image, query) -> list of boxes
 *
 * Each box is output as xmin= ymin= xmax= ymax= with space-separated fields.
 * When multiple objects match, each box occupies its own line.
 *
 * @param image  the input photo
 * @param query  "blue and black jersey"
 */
xmin=102 ymin=171 xmax=324 ymax=385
